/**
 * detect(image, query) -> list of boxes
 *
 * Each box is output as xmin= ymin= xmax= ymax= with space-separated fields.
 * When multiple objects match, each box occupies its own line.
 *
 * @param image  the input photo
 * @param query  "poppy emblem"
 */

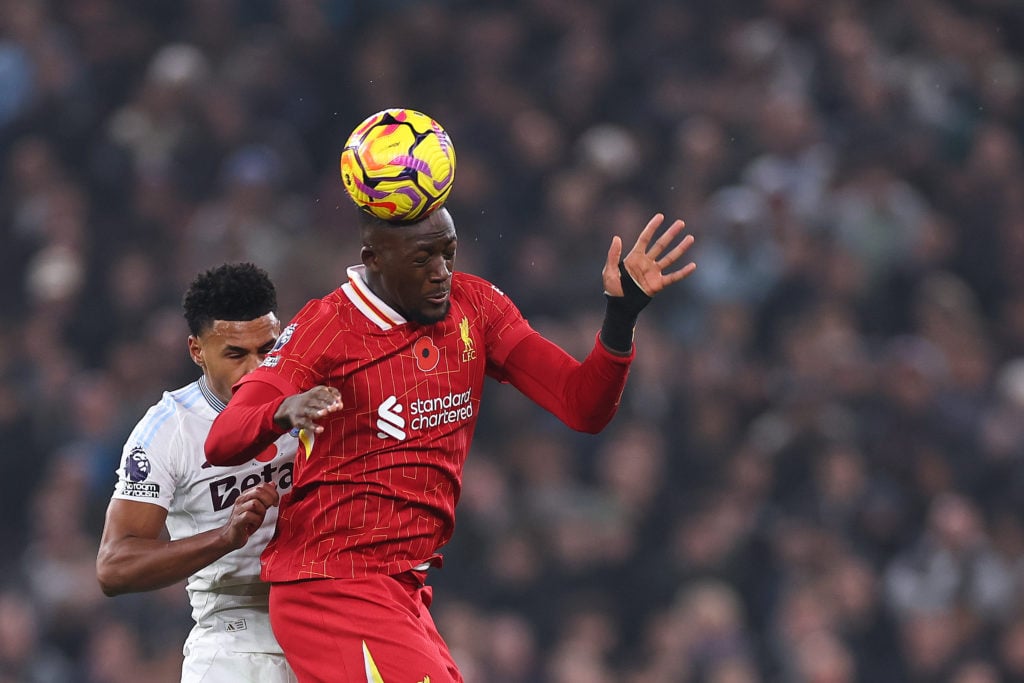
xmin=255 ymin=443 xmax=278 ymax=462
xmin=413 ymin=336 xmax=440 ymax=372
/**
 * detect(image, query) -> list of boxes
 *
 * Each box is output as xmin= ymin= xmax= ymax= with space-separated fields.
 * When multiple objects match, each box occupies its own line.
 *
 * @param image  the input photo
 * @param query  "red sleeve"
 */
xmin=204 ymin=378 xmax=291 ymax=466
xmin=206 ymin=296 xmax=337 ymax=466
xmin=465 ymin=275 xmax=534 ymax=368
xmin=501 ymin=332 xmax=633 ymax=433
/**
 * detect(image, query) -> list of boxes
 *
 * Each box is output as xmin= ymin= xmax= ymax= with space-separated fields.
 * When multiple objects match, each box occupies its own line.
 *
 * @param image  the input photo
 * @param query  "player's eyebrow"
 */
xmin=223 ymin=344 xmax=256 ymax=355
xmin=412 ymin=234 xmax=456 ymax=250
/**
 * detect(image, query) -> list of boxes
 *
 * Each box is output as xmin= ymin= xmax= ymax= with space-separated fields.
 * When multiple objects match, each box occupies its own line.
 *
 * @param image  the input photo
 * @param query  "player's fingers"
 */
xmin=237 ymin=486 xmax=275 ymax=508
xmin=603 ymin=236 xmax=624 ymax=295
xmin=257 ymin=487 xmax=279 ymax=506
xmin=240 ymin=507 xmax=269 ymax=530
xmin=242 ymin=484 xmax=279 ymax=507
xmin=298 ymin=389 xmax=325 ymax=412
xmin=647 ymin=220 xmax=687 ymax=258
xmin=308 ymin=392 xmax=343 ymax=414
xmin=312 ymin=385 xmax=342 ymax=401
xmin=655 ymin=233 xmax=695 ymax=269
xmin=605 ymin=235 xmax=622 ymax=271
xmin=661 ymin=262 xmax=698 ymax=287
xmin=262 ymin=482 xmax=280 ymax=505
xmin=303 ymin=405 xmax=335 ymax=424
xmin=243 ymin=498 xmax=268 ymax=516
xmin=631 ymin=213 xmax=664 ymax=253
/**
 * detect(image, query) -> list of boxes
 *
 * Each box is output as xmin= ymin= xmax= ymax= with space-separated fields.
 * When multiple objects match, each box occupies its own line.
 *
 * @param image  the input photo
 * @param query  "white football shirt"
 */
xmin=111 ymin=376 xmax=296 ymax=651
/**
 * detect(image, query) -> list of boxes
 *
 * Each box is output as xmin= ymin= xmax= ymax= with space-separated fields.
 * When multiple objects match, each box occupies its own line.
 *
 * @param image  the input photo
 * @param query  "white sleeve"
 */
xmin=110 ymin=402 xmax=180 ymax=510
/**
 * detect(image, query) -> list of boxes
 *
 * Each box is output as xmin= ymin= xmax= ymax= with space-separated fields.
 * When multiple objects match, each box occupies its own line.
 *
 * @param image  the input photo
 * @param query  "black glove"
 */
xmin=600 ymin=261 xmax=651 ymax=354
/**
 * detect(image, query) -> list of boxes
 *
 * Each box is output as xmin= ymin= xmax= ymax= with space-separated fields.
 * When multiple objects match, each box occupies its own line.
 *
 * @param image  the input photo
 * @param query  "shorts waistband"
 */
xmin=189 ymin=606 xmax=281 ymax=653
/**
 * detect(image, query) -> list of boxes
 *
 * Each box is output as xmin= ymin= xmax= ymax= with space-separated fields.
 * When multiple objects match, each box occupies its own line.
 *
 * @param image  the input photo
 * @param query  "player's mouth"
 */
xmin=425 ymin=290 xmax=449 ymax=306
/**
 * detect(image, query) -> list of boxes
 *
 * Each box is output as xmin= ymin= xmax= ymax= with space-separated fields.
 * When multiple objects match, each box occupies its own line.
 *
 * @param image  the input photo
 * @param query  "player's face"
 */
xmin=188 ymin=313 xmax=281 ymax=403
xmin=362 ymin=208 xmax=457 ymax=325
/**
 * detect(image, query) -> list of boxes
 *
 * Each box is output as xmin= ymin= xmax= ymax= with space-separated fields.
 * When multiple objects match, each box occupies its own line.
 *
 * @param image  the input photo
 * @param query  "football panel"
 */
xmin=361 ymin=124 xmax=420 ymax=176
xmin=408 ymin=131 xmax=456 ymax=192
xmin=339 ymin=108 xmax=457 ymax=221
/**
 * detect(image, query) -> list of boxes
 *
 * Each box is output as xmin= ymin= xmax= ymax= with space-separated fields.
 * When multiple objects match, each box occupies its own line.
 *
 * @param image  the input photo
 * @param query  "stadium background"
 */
xmin=2 ymin=1 xmax=1024 ymax=681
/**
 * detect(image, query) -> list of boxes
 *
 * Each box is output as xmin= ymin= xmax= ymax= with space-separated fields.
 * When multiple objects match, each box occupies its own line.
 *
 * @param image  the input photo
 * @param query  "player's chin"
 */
xmin=409 ymin=300 xmax=450 ymax=325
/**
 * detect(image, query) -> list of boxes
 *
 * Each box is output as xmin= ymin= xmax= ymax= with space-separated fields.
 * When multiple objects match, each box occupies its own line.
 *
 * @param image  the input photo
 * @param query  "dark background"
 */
xmin=2 ymin=1 xmax=1024 ymax=681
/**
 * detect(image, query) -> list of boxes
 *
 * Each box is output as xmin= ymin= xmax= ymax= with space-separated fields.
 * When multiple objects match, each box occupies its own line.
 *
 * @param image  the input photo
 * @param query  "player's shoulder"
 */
xmin=295 ymin=289 xmax=347 ymax=320
xmin=127 ymin=381 xmax=206 ymax=449
xmin=280 ymin=289 xmax=366 ymax=345
xmin=295 ymin=287 xmax=369 ymax=329
xmin=147 ymin=381 xmax=204 ymax=417
xmin=453 ymin=271 xmax=509 ymax=299
xmin=451 ymin=272 xmax=519 ymax=319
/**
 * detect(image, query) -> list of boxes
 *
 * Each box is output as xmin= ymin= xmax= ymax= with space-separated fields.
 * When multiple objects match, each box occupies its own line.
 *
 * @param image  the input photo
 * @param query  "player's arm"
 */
xmin=501 ymin=213 xmax=695 ymax=432
xmin=96 ymin=483 xmax=279 ymax=596
xmin=205 ymin=379 xmax=342 ymax=466
xmin=502 ymin=332 xmax=632 ymax=433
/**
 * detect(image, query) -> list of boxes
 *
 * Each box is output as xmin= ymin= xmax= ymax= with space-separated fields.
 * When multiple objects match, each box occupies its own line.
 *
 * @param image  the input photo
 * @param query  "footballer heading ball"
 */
xmin=340 ymin=108 xmax=456 ymax=223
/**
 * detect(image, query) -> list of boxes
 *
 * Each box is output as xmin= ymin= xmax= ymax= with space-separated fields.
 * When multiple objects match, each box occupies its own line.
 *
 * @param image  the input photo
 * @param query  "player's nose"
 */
xmin=244 ymin=353 xmax=265 ymax=374
xmin=428 ymin=256 xmax=451 ymax=282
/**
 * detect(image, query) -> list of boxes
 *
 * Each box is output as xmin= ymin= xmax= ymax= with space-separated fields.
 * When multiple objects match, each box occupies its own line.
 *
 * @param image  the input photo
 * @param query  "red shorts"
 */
xmin=269 ymin=571 xmax=463 ymax=683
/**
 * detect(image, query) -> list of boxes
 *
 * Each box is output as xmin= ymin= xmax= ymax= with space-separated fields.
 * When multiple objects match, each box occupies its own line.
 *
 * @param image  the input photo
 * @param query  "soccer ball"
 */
xmin=340 ymin=108 xmax=456 ymax=223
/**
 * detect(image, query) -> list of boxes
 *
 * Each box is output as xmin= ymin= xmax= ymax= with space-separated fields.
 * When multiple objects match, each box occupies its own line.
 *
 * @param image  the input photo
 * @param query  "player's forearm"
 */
xmin=206 ymin=383 xmax=288 ymax=466
xmin=96 ymin=530 xmax=236 ymax=596
xmin=504 ymin=333 xmax=632 ymax=433
xmin=599 ymin=261 xmax=653 ymax=354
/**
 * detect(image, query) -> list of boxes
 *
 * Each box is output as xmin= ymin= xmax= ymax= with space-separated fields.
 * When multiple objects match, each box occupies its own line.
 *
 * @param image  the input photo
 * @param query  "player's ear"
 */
xmin=361 ymin=245 xmax=379 ymax=273
xmin=187 ymin=335 xmax=205 ymax=368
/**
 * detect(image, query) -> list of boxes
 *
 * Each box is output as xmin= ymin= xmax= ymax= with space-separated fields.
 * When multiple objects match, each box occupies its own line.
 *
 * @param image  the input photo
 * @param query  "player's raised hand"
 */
xmin=274 ymin=385 xmax=343 ymax=434
xmin=603 ymin=213 xmax=696 ymax=297
xmin=221 ymin=482 xmax=279 ymax=549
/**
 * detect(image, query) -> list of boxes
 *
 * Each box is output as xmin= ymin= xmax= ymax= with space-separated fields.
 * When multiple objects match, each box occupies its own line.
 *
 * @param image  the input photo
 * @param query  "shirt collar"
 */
xmin=198 ymin=375 xmax=227 ymax=414
xmin=341 ymin=265 xmax=407 ymax=330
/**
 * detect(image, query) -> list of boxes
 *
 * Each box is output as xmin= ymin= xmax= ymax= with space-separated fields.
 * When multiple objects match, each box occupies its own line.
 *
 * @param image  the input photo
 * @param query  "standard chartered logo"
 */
xmin=376 ymin=396 xmax=406 ymax=440
xmin=375 ymin=390 xmax=474 ymax=441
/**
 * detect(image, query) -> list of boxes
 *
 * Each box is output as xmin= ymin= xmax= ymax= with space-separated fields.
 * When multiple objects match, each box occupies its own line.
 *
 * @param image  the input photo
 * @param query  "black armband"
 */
xmin=600 ymin=261 xmax=652 ymax=354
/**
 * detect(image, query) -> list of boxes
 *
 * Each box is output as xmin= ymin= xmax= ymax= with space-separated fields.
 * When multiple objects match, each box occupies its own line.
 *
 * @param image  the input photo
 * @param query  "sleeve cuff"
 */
xmin=593 ymin=332 xmax=635 ymax=363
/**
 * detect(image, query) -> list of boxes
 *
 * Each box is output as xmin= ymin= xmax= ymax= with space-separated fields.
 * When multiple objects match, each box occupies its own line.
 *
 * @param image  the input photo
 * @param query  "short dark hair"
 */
xmin=182 ymin=262 xmax=277 ymax=336
xmin=357 ymin=207 xmax=402 ymax=231
xmin=356 ymin=206 xmax=451 ymax=243
xmin=357 ymin=208 xmax=411 ymax=245
xmin=356 ymin=204 xmax=445 ymax=230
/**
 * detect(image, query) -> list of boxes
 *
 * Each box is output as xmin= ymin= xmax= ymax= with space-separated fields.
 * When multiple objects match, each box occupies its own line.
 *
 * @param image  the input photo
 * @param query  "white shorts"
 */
xmin=181 ymin=607 xmax=296 ymax=683
xmin=181 ymin=639 xmax=297 ymax=683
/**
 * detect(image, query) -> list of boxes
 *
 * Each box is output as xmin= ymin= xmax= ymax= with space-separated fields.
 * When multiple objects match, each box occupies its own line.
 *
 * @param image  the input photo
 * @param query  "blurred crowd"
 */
xmin=2 ymin=0 xmax=1024 ymax=681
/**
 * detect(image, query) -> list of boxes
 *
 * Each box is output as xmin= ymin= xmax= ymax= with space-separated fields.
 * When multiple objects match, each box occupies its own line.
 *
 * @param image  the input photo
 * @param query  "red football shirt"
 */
xmin=242 ymin=266 xmax=534 ymax=580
